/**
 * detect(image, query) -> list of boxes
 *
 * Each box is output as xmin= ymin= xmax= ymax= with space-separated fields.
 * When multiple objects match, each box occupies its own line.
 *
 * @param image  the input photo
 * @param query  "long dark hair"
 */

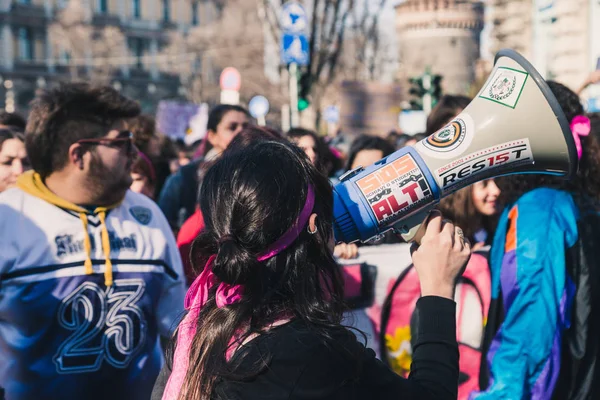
xmin=179 ymin=140 xmax=346 ymax=399
xmin=497 ymin=81 xmax=600 ymax=207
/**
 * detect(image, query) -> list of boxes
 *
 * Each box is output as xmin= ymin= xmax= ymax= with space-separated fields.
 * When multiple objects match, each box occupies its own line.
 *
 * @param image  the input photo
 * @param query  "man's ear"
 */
xmin=68 ymin=143 xmax=85 ymax=170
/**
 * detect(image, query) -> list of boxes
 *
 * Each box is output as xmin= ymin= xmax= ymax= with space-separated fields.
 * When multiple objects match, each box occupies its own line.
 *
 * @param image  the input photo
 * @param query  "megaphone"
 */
xmin=333 ymin=49 xmax=578 ymax=244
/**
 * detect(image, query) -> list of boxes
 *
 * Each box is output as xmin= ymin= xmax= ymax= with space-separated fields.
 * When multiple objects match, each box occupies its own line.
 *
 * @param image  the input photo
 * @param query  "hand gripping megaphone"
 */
xmin=333 ymin=49 xmax=578 ymax=244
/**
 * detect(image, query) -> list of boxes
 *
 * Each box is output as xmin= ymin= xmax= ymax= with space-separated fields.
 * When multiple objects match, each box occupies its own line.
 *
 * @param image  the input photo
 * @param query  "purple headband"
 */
xmin=161 ymin=185 xmax=316 ymax=399
xmin=257 ymin=185 xmax=315 ymax=261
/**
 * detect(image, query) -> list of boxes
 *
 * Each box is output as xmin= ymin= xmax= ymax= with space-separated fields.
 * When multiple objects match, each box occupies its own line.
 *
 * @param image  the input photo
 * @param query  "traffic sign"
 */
xmin=281 ymin=33 xmax=309 ymax=66
xmin=323 ymin=105 xmax=340 ymax=124
xmin=219 ymin=67 xmax=241 ymax=91
xmin=248 ymin=95 xmax=270 ymax=118
xmin=281 ymin=1 xmax=308 ymax=34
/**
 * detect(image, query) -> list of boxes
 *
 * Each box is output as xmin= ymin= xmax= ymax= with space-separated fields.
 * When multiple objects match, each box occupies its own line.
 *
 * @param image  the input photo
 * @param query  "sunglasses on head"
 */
xmin=76 ymin=131 xmax=134 ymax=153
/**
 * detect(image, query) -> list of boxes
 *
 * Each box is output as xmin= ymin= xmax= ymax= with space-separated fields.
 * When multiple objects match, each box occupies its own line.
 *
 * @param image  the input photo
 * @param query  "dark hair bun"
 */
xmin=213 ymin=236 xmax=258 ymax=285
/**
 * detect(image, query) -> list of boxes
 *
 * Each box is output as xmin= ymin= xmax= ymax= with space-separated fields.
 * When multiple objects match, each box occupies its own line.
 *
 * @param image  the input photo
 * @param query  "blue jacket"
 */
xmin=472 ymin=188 xmax=578 ymax=400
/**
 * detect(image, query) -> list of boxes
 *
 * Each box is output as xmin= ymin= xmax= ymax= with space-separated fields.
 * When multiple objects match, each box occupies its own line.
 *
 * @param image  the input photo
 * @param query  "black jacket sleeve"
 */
xmin=291 ymin=296 xmax=458 ymax=400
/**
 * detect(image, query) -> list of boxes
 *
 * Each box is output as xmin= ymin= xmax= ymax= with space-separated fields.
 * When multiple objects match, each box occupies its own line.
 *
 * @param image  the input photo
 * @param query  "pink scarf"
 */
xmin=162 ymin=185 xmax=315 ymax=399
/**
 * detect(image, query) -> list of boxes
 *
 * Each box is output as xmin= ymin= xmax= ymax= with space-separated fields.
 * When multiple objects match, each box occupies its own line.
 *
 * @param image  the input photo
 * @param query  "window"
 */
xmin=192 ymin=2 xmax=199 ymax=26
xmin=129 ymin=37 xmax=145 ymax=69
xmin=132 ymin=0 xmax=141 ymax=19
xmin=163 ymin=0 xmax=170 ymax=22
xmin=97 ymin=0 xmax=108 ymax=13
xmin=17 ymin=27 xmax=33 ymax=61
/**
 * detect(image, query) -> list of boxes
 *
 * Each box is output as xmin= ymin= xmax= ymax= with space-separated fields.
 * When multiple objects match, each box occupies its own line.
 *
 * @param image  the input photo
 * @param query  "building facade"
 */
xmin=0 ymin=0 xmax=210 ymax=114
xmin=489 ymin=0 xmax=600 ymax=106
xmin=395 ymin=0 xmax=485 ymax=97
xmin=487 ymin=0 xmax=534 ymax=59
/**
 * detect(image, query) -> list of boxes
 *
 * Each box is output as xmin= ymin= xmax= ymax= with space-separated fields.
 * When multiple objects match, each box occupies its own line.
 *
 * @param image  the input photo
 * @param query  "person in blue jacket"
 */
xmin=472 ymin=82 xmax=600 ymax=399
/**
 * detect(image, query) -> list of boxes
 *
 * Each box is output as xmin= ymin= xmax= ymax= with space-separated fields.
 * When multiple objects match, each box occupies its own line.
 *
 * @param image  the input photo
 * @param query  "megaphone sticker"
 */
xmin=417 ymin=114 xmax=475 ymax=160
xmin=355 ymin=154 xmax=434 ymax=226
xmin=479 ymin=67 xmax=529 ymax=109
xmin=435 ymin=138 xmax=534 ymax=195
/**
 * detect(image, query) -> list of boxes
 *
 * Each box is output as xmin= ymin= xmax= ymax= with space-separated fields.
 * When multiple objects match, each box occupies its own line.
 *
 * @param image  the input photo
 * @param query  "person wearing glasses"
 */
xmin=0 ymin=83 xmax=185 ymax=400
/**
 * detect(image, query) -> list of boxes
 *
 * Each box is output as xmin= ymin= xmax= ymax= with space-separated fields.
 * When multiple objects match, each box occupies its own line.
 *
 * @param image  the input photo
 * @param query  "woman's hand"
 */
xmin=410 ymin=211 xmax=471 ymax=300
xmin=334 ymin=243 xmax=359 ymax=260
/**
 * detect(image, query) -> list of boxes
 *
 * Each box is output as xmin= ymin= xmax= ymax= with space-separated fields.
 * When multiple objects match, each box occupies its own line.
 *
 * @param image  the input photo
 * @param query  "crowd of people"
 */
xmin=0 ymin=73 xmax=599 ymax=400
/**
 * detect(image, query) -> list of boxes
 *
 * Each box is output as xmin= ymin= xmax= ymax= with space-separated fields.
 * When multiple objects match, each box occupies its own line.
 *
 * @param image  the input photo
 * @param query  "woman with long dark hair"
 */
xmin=152 ymin=140 xmax=470 ymax=399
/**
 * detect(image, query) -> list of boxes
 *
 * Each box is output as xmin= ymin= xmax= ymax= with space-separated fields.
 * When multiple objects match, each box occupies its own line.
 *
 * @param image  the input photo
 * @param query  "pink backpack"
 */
xmin=379 ymin=252 xmax=491 ymax=400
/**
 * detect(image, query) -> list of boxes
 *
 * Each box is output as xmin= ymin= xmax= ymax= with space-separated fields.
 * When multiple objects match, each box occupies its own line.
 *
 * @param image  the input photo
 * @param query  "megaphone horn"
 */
xmin=333 ymin=49 xmax=578 ymax=244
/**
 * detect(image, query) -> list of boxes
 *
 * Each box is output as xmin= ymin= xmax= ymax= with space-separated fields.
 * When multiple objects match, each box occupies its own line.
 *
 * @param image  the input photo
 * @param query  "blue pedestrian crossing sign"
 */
xmin=281 ymin=1 xmax=309 ymax=66
xmin=281 ymin=33 xmax=309 ymax=66
xmin=281 ymin=1 xmax=308 ymax=33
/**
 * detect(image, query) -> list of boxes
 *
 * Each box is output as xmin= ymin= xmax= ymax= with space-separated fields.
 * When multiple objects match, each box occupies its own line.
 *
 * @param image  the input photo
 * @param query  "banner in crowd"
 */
xmin=155 ymin=101 xmax=209 ymax=145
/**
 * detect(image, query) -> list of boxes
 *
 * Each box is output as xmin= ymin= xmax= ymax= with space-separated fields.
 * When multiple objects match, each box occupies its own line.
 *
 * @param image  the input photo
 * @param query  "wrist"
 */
xmin=420 ymin=282 xmax=455 ymax=300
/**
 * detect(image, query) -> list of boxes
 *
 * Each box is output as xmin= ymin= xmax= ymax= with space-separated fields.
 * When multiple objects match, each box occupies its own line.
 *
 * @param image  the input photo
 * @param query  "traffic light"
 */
xmin=431 ymin=74 xmax=443 ymax=106
xmin=298 ymin=72 xmax=311 ymax=111
xmin=408 ymin=76 xmax=425 ymax=110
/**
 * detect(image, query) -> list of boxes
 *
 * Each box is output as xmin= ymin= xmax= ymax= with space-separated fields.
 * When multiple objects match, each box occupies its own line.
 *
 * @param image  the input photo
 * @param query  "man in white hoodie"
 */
xmin=0 ymin=82 xmax=185 ymax=400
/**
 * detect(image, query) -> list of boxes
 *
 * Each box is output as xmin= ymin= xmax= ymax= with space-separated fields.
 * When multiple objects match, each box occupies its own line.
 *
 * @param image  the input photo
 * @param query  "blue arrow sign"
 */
xmin=281 ymin=1 xmax=308 ymax=34
xmin=281 ymin=33 xmax=309 ymax=66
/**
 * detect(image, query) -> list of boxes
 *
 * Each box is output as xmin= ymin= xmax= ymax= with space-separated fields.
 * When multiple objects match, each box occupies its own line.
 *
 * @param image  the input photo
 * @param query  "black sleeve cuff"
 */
xmin=412 ymin=296 xmax=457 ymax=346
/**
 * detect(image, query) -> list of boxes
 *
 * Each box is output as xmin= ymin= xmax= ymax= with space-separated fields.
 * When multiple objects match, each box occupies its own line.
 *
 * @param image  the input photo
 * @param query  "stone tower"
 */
xmin=395 ymin=0 xmax=484 ymax=96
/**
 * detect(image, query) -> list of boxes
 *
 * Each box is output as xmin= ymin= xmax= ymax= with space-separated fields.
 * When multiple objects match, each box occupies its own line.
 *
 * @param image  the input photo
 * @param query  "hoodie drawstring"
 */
xmin=97 ymin=211 xmax=113 ymax=287
xmin=79 ymin=213 xmax=94 ymax=276
xmin=78 ymin=210 xmax=114 ymax=286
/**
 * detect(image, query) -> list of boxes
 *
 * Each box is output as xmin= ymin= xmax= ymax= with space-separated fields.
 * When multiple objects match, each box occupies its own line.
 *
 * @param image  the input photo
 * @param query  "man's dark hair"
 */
xmin=0 ymin=111 xmax=26 ymax=131
xmin=25 ymin=82 xmax=141 ymax=178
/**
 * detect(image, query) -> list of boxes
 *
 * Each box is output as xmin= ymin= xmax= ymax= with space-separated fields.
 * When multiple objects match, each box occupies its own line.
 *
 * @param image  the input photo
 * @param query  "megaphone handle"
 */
xmin=392 ymin=208 xmax=434 ymax=244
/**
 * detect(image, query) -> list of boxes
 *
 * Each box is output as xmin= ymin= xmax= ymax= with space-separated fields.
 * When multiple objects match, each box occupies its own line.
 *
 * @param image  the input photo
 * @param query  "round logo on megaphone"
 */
xmin=418 ymin=114 xmax=474 ymax=159
xmin=427 ymin=120 xmax=464 ymax=148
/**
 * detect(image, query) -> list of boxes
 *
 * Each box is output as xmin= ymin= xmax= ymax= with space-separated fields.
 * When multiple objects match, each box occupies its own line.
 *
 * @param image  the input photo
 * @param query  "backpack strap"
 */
xmin=379 ymin=264 xmax=415 ymax=366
